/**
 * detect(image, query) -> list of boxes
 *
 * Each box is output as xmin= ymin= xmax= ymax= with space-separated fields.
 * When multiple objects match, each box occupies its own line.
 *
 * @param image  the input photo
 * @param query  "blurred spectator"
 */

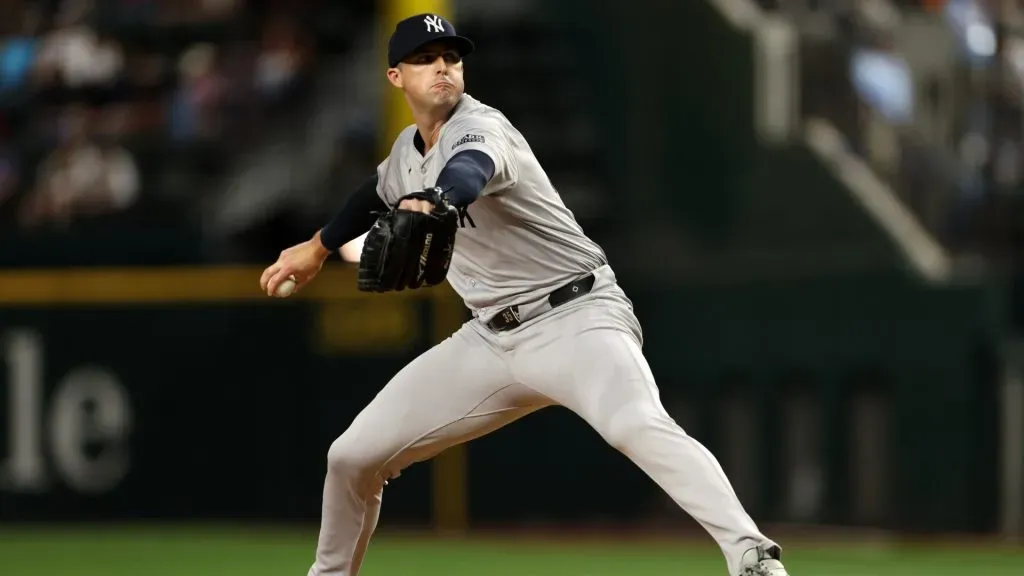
xmin=20 ymin=106 xmax=139 ymax=228
xmin=849 ymin=46 xmax=914 ymax=126
xmin=34 ymin=0 xmax=124 ymax=89
xmin=254 ymin=14 xmax=309 ymax=105
xmin=0 ymin=7 xmax=42 ymax=92
xmin=170 ymin=43 xmax=225 ymax=142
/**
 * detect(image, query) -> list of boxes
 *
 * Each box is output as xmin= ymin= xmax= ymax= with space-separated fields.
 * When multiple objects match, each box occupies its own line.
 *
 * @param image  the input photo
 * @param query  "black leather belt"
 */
xmin=486 ymin=273 xmax=596 ymax=332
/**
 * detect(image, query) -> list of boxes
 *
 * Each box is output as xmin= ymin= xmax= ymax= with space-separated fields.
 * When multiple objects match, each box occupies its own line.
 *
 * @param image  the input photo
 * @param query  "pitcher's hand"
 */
xmin=260 ymin=231 xmax=331 ymax=297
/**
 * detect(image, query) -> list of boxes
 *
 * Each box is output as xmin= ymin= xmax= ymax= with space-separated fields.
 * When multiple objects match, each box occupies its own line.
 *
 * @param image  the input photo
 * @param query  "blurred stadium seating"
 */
xmin=7 ymin=0 xmax=1024 ymax=271
xmin=758 ymin=0 xmax=1024 ymax=262
xmin=0 ymin=0 xmax=608 ymax=267
xmin=0 ymin=0 xmax=375 ymax=266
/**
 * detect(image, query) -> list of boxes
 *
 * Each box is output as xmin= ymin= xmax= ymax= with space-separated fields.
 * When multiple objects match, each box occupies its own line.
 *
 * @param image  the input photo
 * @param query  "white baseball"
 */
xmin=275 ymin=276 xmax=297 ymax=298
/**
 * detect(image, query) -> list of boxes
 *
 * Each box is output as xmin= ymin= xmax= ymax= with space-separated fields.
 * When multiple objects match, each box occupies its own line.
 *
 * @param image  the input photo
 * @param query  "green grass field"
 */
xmin=0 ymin=525 xmax=1022 ymax=576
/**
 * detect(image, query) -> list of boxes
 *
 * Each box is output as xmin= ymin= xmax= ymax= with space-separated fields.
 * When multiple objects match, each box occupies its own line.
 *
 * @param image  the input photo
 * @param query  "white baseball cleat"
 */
xmin=739 ymin=545 xmax=790 ymax=576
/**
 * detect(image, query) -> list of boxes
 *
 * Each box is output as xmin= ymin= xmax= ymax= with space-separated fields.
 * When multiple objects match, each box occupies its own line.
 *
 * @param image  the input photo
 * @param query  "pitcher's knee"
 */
xmin=326 ymin=435 xmax=386 ymax=495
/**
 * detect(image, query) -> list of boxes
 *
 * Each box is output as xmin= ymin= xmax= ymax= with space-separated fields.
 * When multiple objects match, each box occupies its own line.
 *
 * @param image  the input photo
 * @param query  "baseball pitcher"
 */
xmin=259 ymin=13 xmax=791 ymax=576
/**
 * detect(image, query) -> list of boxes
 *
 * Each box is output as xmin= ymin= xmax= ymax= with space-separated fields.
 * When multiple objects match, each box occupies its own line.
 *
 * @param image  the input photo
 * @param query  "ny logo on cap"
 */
xmin=424 ymin=15 xmax=445 ymax=33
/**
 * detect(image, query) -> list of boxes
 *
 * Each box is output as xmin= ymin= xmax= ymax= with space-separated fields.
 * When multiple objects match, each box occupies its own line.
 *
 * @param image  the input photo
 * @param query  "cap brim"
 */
xmin=450 ymin=36 xmax=475 ymax=58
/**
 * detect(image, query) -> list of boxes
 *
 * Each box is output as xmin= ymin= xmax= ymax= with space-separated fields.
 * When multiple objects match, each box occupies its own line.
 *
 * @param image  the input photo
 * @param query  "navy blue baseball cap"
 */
xmin=387 ymin=13 xmax=475 ymax=68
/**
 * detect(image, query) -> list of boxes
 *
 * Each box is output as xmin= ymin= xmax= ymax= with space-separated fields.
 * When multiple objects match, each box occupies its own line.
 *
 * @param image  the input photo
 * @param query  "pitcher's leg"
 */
xmin=530 ymin=326 xmax=778 ymax=576
xmin=347 ymin=488 xmax=380 ymax=576
xmin=309 ymin=326 xmax=549 ymax=576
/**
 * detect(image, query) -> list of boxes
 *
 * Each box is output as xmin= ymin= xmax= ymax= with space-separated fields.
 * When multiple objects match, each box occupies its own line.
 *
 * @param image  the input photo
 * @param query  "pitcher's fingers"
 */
xmin=259 ymin=263 xmax=280 ymax=292
xmin=267 ymin=268 xmax=296 ymax=296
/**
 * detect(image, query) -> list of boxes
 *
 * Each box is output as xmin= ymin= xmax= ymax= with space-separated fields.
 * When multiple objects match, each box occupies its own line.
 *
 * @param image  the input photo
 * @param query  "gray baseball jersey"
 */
xmin=375 ymin=93 xmax=607 ymax=321
xmin=307 ymin=93 xmax=781 ymax=576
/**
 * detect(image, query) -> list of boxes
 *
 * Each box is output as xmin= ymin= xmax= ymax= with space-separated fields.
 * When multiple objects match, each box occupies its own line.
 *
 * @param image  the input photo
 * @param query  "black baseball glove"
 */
xmin=357 ymin=187 xmax=459 ymax=292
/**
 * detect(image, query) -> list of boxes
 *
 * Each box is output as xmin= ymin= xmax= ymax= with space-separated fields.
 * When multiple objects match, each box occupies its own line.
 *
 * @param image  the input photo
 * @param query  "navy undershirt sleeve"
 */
xmin=435 ymin=150 xmax=495 ymax=207
xmin=319 ymin=174 xmax=387 ymax=251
